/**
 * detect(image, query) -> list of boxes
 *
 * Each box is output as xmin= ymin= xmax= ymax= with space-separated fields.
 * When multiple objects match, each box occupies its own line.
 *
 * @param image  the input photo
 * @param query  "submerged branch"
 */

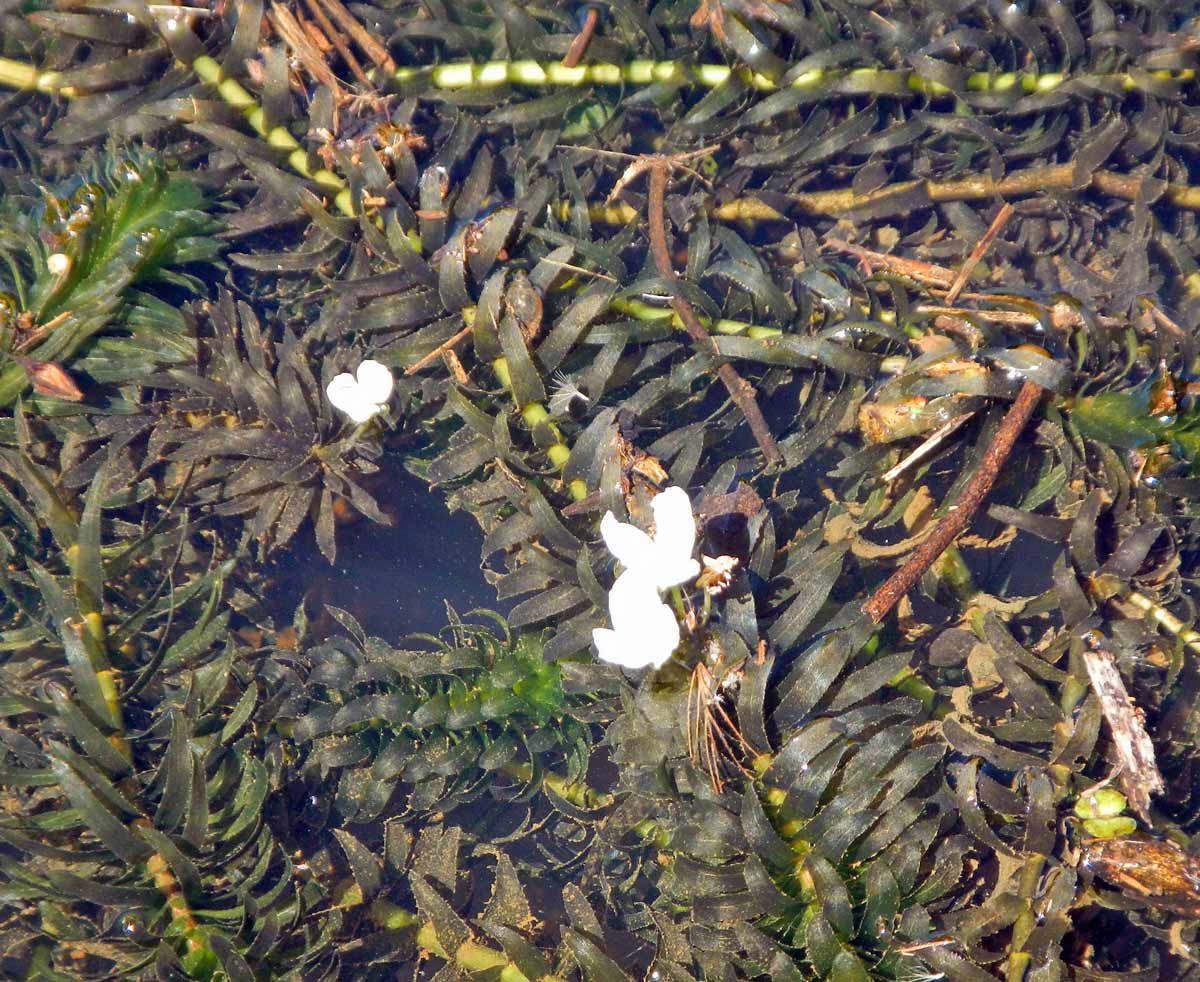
xmin=863 ymin=380 xmax=1044 ymax=623
xmin=646 ymin=161 xmax=782 ymax=467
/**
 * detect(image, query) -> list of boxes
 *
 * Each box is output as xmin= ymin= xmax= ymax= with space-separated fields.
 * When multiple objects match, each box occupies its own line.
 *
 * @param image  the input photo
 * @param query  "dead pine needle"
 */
xmin=644 ymin=159 xmax=782 ymax=467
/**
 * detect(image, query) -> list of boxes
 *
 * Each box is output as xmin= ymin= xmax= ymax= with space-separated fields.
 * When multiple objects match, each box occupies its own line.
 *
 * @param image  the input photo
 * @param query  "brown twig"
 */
xmin=315 ymin=0 xmax=396 ymax=74
xmin=862 ymin=379 xmax=1044 ymax=622
xmin=561 ymin=6 xmax=599 ymax=68
xmin=269 ymin=2 xmax=345 ymax=102
xmin=646 ymin=160 xmax=782 ymax=466
xmin=404 ymin=324 xmax=473 ymax=375
xmin=824 ymin=238 xmax=954 ymax=288
xmin=944 ymin=202 xmax=1014 ymax=303
xmin=301 ymin=0 xmax=371 ymax=87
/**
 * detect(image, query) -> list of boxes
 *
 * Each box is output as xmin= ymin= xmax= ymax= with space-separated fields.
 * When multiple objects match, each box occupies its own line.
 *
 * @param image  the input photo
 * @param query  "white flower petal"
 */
xmin=326 ymin=372 xmax=368 ymax=420
xmin=650 ymin=486 xmax=696 ymax=566
xmin=606 ymin=570 xmax=660 ymax=632
xmin=355 ymin=359 xmax=394 ymax=405
xmin=600 ymin=511 xmax=656 ymax=571
xmin=597 ymin=571 xmax=682 ymax=669
xmin=639 ymin=599 xmax=682 ymax=667
xmin=653 ymin=556 xmax=701 ymax=591
xmin=592 ymin=586 xmax=680 ymax=670
xmin=592 ymin=627 xmax=646 ymax=668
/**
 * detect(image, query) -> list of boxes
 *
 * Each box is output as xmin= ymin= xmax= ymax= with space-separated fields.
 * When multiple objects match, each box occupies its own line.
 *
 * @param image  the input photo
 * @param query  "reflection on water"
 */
xmin=266 ymin=463 xmax=501 ymax=639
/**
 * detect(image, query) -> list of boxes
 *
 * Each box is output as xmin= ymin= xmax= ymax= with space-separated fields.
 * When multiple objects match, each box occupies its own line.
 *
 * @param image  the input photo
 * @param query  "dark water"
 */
xmin=266 ymin=464 xmax=502 ymax=640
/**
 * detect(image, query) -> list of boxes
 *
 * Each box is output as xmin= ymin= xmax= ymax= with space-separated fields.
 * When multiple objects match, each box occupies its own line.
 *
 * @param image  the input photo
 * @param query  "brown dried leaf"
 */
xmin=1080 ymin=632 xmax=1165 ymax=825
xmin=1082 ymin=838 xmax=1200 ymax=917
xmin=23 ymin=359 xmax=84 ymax=401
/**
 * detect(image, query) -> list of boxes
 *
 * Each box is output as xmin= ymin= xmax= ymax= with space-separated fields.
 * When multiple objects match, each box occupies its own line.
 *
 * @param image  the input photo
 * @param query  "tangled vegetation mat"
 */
xmin=3 ymin=0 xmax=1200 ymax=979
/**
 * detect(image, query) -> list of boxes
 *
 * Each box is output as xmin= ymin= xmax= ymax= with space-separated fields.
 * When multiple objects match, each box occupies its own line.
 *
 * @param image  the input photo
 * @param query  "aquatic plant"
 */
xmin=145 ymin=290 xmax=391 ymax=562
xmin=0 ymin=448 xmax=328 ymax=978
xmin=1 ymin=1 xmax=1200 ymax=980
xmin=0 ymin=155 xmax=219 ymax=410
xmin=279 ymin=607 xmax=603 ymax=822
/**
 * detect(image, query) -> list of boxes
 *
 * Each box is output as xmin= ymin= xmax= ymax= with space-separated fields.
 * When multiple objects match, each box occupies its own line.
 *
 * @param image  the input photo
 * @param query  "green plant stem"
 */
xmin=8 ymin=16 xmax=361 ymax=218
xmin=368 ymin=903 xmax=558 ymax=980
xmin=413 ymin=920 xmax=561 ymax=981
xmin=387 ymin=59 xmax=1195 ymax=97
xmin=505 ymin=761 xmax=613 ymax=809
xmin=1124 ymin=589 xmax=1200 ymax=656
xmin=459 ymin=302 xmax=585 ymax=501
xmin=583 ymin=164 xmax=1200 ymax=229
xmin=1005 ymin=854 xmax=1048 ymax=982
xmin=611 ymin=297 xmax=782 ymax=339
xmin=187 ymin=55 xmax=355 ymax=217
xmin=5 ymin=52 xmax=1190 ymax=100
xmin=0 ymin=55 xmax=80 ymax=97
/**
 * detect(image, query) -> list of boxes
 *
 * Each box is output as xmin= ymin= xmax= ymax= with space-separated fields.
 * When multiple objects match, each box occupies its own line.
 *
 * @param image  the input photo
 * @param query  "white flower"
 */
xmin=592 ymin=570 xmax=680 ymax=670
xmin=326 ymin=359 xmax=394 ymax=424
xmin=599 ymin=486 xmax=700 ymax=592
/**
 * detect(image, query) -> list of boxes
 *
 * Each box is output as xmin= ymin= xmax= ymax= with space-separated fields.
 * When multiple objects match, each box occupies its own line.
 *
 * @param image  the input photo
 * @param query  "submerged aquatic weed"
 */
xmin=0 ymin=155 xmax=218 ymax=407
xmin=4 ymin=0 xmax=1200 ymax=977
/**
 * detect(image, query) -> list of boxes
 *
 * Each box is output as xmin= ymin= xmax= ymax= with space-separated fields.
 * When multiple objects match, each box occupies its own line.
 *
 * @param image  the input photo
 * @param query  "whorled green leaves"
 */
xmin=279 ymin=607 xmax=604 ymax=824
xmin=0 ymin=452 xmax=329 ymax=979
xmin=0 ymin=153 xmax=219 ymax=409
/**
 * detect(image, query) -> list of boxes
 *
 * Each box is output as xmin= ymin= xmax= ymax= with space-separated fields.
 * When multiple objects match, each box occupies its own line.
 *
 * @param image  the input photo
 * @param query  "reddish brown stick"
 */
xmin=862 ymin=379 xmax=1043 ymax=622
xmin=647 ymin=162 xmax=782 ymax=466
xmin=562 ymin=7 xmax=599 ymax=68
xmin=944 ymin=202 xmax=1014 ymax=304
xmin=404 ymin=324 xmax=472 ymax=375
xmin=301 ymin=0 xmax=371 ymax=87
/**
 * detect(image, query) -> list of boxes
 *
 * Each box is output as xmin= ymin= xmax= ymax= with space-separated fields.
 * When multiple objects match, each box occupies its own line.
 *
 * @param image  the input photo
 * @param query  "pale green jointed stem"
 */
xmin=1125 ymin=590 xmax=1200 ymax=656
xmin=0 ymin=56 xmax=79 ymax=97
xmin=388 ymin=59 xmax=1195 ymax=97
xmin=187 ymin=55 xmax=356 ymax=217
xmin=456 ymin=298 xmax=585 ymax=500
xmin=4 ymin=51 xmax=1191 ymax=100
xmin=611 ymin=297 xmax=782 ymax=339
xmin=0 ymin=46 xmax=359 ymax=218
xmin=488 ymin=352 xmax=588 ymax=501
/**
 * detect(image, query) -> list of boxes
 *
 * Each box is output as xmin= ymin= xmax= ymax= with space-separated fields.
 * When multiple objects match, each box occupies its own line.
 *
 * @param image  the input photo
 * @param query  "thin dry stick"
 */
xmin=824 ymin=238 xmax=955 ymax=288
xmin=301 ymin=0 xmax=372 ymax=87
xmin=880 ymin=411 xmax=975 ymax=483
xmin=562 ymin=7 xmax=600 ymax=68
xmin=646 ymin=161 xmax=782 ymax=466
xmin=317 ymin=0 xmax=396 ymax=74
xmin=404 ymin=324 xmax=473 ymax=375
xmin=862 ymin=379 xmax=1043 ymax=622
xmin=944 ymin=202 xmax=1015 ymax=304
xmin=269 ymin=1 xmax=344 ymax=101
